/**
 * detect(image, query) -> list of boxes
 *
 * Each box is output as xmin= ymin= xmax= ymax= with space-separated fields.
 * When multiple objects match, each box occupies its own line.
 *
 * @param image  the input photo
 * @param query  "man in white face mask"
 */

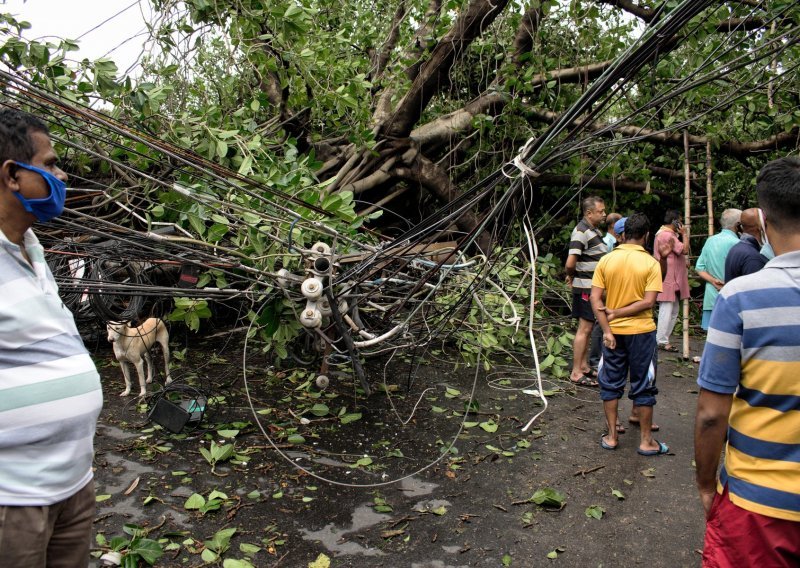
xmin=723 ymin=208 xmax=767 ymax=282
xmin=757 ymin=207 xmax=775 ymax=260
xmin=0 ymin=108 xmax=103 ymax=567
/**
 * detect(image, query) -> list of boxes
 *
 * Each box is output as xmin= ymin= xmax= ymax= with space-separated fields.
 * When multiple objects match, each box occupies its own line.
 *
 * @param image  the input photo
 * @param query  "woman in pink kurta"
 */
xmin=653 ymin=211 xmax=690 ymax=350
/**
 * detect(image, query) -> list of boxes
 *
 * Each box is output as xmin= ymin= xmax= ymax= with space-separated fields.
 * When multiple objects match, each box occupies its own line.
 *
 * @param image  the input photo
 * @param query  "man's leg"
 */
xmin=656 ymin=300 xmax=675 ymax=346
xmin=46 ymin=481 xmax=95 ymax=568
xmin=634 ymin=405 xmax=659 ymax=452
xmin=588 ymin=323 xmax=602 ymax=371
xmin=602 ymin=399 xmax=620 ymax=448
xmin=666 ymin=300 xmax=680 ymax=340
xmin=598 ymin=337 xmax=628 ymax=448
xmin=570 ymin=317 xmax=594 ymax=382
xmin=0 ymin=504 xmax=48 ymax=567
xmin=627 ymin=331 xmax=663 ymax=453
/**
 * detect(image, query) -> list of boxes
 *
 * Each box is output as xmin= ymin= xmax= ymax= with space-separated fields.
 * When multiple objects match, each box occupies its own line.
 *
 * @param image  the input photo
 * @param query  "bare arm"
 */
xmin=697 ymin=270 xmax=724 ymax=291
xmin=564 ymin=254 xmax=578 ymax=285
xmin=590 ymin=285 xmax=615 ymax=350
xmin=694 ymin=388 xmax=733 ymax=517
xmin=604 ymin=290 xmax=659 ymax=321
xmin=657 ymin=238 xmax=672 ymax=280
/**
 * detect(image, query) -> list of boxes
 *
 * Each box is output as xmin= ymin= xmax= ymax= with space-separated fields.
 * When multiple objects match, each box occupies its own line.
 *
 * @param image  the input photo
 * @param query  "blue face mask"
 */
xmin=12 ymin=162 xmax=66 ymax=222
xmin=761 ymin=242 xmax=775 ymax=260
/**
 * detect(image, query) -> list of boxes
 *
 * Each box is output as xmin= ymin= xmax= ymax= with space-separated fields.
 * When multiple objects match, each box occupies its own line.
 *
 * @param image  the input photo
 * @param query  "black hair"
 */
xmin=756 ymin=156 xmax=800 ymax=232
xmin=0 ymin=107 xmax=49 ymax=164
xmin=624 ymin=212 xmax=650 ymax=240
xmin=581 ymin=196 xmax=604 ymax=215
xmin=664 ymin=209 xmax=681 ymax=224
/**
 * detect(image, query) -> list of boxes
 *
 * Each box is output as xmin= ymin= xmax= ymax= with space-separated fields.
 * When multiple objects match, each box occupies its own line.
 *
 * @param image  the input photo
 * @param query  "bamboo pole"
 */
xmin=682 ymin=131 xmax=691 ymax=359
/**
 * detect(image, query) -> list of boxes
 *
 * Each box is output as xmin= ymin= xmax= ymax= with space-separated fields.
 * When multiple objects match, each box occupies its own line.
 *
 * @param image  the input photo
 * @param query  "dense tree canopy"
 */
xmin=0 ymin=0 xmax=798 ymax=367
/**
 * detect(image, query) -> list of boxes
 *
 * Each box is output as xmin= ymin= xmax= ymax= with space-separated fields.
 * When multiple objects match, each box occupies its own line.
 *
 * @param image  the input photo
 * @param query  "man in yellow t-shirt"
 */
xmin=590 ymin=213 xmax=666 ymax=456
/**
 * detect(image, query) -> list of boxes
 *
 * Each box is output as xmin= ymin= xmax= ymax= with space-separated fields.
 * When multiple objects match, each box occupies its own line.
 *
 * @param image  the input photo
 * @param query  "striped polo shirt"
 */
xmin=568 ymin=219 xmax=607 ymax=291
xmin=697 ymin=250 xmax=800 ymax=521
xmin=0 ymin=228 xmax=103 ymax=506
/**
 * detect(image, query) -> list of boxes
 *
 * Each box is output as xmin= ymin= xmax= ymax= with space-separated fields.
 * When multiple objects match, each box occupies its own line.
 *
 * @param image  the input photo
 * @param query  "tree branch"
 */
xmin=524 ymin=107 xmax=800 ymax=159
xmin=382 ymin=0 xmax=510 ymax=138
xmin=411 ymin=61 xmax=611 ymax=149
xmin=596 ymin=0 xmax=654 ymax=22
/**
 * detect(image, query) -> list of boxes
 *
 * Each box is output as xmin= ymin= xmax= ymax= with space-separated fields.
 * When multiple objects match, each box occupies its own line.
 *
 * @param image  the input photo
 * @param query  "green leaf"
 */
xmin=351 ymin=457 xmax=373 ymax=468
xmin=201 ymin=549 xmax=218 ymax=562
xmin=309 ymin=403 xmax=330 ymax=417
xmin=444 ymin=387 xmax=461 ymax=398
xmin=184 ymin=494 xmax=205 ymax=510
xmin=585 ymin=505 xmax=605 ymax=520
xmin=547 ymin=550 xmax=558 ymax=559
xmin=217 ymin=429 xmax=239 ymax=438
xmin=502 ymin=553 xmax=513 ymax=566
xmin=205 ymin=527 xmax=237 ymax=553
xmin=529 ymin=488 xmax=566 ymax=508
xmin=340 ymin=413 xmax=362 ymax=424
xmin=430 ymin=505 xmax=448 ymax=515
xmin=308 ymin=553 xmax=331 ymax=568
xmin=287 ymin=434 xmax=306 ymax=444
xmin=128 ymin=538 xmax=164 ymax=564
xmin=239 ymin=543 xmax=261 ymax=554
xmin=224 ymin=559 xmax=255 ymax=568
xmin=479 ymin=420 xmax=498 ymax=433
xmin=95 ymin=494 xmax=112 ymax=502
xmin=611 ymin=489 xmax=625 ymax=500
xmin=208 ymin=490 xmax=228 ymax=501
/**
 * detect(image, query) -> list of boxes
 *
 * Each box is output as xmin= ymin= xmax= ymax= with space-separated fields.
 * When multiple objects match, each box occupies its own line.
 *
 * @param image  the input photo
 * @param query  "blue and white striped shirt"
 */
xmin=0 ymin=228 xmax=103 ymax=506
xmin=697 ymin=250 xmax=800 ymax=521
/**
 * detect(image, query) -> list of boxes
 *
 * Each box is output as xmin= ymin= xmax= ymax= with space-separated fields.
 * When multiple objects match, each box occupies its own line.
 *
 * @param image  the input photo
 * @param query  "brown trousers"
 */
xmin=0 ymin=480 xmax=95 ymax=568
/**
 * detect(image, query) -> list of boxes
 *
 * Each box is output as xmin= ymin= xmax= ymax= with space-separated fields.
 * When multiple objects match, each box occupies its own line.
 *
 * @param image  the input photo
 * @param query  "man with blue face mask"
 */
xmin=0 ymin=108 xmax=103 ymax=567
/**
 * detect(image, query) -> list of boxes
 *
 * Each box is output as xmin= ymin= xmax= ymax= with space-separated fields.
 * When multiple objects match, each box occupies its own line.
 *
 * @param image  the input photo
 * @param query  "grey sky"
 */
xmin=3 ymin=0 xmax=153 ymax=76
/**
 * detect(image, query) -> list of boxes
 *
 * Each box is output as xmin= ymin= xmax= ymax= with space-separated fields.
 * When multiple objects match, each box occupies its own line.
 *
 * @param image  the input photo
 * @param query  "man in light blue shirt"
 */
xmin=603 ymin=212 xmax=622 ymax=252
xmin=695 ymin=208 xmax=741 ymax=330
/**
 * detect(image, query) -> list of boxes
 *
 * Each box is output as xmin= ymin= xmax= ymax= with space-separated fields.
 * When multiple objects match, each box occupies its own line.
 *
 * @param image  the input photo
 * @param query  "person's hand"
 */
xmin=565 ymin=275 xmax=573 ymax=287
xmin=712 ymin=278 xmax=724 ymax=290
xmin=605 ymin=308 xmax=617 ymax=322
xmin=602 ymin=331 xmax=616 ymax=350
xmin=699 ymin=488 xmax=716 ymax=519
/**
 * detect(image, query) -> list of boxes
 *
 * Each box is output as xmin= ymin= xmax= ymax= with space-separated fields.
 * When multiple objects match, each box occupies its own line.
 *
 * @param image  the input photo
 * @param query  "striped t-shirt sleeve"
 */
xmin=568 ymin=227 xmax=587 ymax=257
xmin=697 ymin=292 xmax=743 ymax=394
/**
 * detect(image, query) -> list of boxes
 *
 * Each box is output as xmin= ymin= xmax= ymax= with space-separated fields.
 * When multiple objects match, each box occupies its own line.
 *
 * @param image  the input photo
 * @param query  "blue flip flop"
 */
xmin=600 ymin=435 xmax=617 ymax=450
xmin=637 ymin=440 xmax=669 ymax=456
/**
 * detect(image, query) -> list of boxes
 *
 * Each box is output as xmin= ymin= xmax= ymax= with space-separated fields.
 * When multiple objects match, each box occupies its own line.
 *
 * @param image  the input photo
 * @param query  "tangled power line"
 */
xmin=0 ymin=0 xmax=797 ymax=483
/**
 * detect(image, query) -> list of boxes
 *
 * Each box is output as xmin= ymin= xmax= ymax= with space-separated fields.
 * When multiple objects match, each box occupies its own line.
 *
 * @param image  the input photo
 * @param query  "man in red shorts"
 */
xmin=694 ymin=156 xmax=800 ymax=567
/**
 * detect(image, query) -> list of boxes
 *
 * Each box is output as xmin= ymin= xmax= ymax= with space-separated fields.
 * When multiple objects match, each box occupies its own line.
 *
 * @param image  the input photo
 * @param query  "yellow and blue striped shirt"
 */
xmin=698 ymin=250 xmax=800 ymax=521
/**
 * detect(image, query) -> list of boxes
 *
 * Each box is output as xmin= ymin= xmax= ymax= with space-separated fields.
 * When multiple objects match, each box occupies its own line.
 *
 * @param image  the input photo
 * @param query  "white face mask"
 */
xmin=757 ymin=208 xmax=775 ymax=259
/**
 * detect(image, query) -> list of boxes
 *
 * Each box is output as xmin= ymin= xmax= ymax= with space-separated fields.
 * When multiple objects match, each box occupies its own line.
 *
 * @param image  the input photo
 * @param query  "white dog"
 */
xmin=107 ymin=318 xmax=172 ymax=397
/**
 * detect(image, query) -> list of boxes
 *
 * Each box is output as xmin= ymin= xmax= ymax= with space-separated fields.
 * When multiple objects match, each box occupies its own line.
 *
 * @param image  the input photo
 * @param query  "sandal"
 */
xmin=570 ymin=375 xmax=598 ymax=388
xmin=583 ymin=368 xmax=598 ymax=379
xmin=616 ymin=422 xmax=626 ymax=434
xmin=659 ymin=344 xmax=678 ymax=352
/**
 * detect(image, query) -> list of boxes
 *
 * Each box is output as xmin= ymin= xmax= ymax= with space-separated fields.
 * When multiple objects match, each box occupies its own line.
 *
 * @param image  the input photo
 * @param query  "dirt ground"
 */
xmin=88 ymin=328 xmax=709 ymax=568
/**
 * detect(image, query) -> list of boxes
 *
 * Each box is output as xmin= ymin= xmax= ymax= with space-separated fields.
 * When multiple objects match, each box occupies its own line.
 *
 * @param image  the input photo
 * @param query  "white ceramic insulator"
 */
xmin=299 ymin=306 xmax=322 ymax=328
xmin=315 ymin=375 xmax=330 ymax=389
xmin=311 ymin=241 xmax=331 ymax=256
xmin=300 ymin=277 xmax=323 ymax=300
xmin=318 ymin=298 xmax=332 ymax=316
